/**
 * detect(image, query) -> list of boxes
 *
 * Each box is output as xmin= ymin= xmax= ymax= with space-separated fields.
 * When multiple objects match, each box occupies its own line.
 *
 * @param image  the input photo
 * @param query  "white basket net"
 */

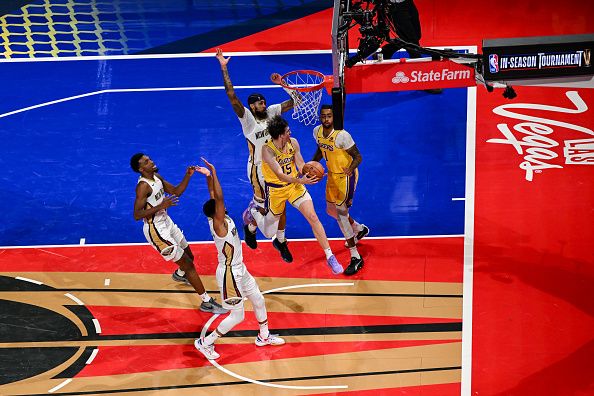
xmin=281 ymin=71 xmax=327 ymax=126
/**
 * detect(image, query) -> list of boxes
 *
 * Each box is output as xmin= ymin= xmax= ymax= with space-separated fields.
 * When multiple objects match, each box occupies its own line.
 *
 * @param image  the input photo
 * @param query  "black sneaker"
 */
xmin=344 ymin=256 xmax=364 ymax=276
xmin=272 ymin=238 xmax=293 ymax=263
xmin=243 ymin=224 xmax=257 ymax=249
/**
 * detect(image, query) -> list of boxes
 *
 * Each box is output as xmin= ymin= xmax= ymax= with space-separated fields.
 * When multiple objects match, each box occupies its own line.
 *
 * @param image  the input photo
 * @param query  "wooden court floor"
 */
xmin=0 ymin=237 xmax=463 ymax=395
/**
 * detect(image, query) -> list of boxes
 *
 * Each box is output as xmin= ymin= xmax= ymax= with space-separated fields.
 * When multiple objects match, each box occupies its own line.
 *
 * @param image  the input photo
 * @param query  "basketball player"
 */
xmin=312 ymin=105 xmax=369 ymax=275
xmin=130 ymin=153 xmax=227 ymax=314
xmin=215 ymin=48 xmax=294 ymax=263
xmin=247 ymin=115 xmax=344 ymax=275
xmin=194 ymin=158 xmax=285 ymax=360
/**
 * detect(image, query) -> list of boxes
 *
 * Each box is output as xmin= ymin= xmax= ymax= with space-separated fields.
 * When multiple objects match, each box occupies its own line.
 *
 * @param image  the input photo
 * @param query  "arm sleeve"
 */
xmin=335 ymin=130 xmax=355 ymax=150
xmin=238 ymin=107 xmax=255 ymax=138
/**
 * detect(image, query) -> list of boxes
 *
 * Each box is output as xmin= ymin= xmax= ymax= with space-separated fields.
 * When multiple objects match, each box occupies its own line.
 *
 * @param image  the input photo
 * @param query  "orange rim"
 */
xmin=280 ymin=70 xmax=333 ymax=92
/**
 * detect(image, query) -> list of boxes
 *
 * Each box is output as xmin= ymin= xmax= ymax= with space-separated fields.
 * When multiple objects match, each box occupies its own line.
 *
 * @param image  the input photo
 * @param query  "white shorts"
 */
xmin=247 ymin=161 xmax=266 ymax=207
xmin=216 ymin=262 xmax=260 ymax=310
xmin=143 ymin=216 xmax=188 ymax=262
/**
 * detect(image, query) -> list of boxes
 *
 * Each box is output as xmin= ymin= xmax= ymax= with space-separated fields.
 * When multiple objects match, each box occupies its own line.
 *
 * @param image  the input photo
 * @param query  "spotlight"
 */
xmin=502 ymin=85 xmax=517 ymax=99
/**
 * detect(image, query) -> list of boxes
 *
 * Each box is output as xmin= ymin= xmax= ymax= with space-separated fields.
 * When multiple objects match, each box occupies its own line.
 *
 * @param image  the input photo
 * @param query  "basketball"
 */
xmin=302 ymin=161 xmax=325 ymax=178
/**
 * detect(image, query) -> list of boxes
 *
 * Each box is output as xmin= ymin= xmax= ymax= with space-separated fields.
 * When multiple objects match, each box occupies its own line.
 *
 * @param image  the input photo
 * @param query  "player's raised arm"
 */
xmin=216 ymin=48 xmax=245 ymax=118
xmin=199 ymin=158 xmax=226 ymax=225
xmin=159 ymin=167 xmax=195 ymax=197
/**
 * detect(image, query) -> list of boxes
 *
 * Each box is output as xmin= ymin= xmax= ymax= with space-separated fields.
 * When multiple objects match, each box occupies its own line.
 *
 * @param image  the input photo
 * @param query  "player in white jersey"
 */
xmin=215 ymin=48 xmax=294 ymax=263
xmin=130 ymin=153 xmax=227 ymax=314
xmin=193 ymin=158 xmax=285 ymax=360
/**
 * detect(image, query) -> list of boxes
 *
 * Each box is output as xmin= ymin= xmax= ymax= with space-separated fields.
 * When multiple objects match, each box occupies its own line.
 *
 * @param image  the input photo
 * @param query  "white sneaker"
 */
xmin=194 ymin=338 xmax=220 ymax=360
xmin=255 ymin=333 xmax=285 ymax=347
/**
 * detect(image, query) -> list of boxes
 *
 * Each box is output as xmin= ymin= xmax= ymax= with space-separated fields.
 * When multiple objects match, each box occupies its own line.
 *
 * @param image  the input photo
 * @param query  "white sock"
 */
xmin=324 ymin=248 xmax=333 ymax=259
xmin=176 ymin=269 xmax=185 ymax=276
xmin=349 ymin=246 xmax=361 ymax=259
xmin=248 ymin=223 xmax=257 ymax=233
xmin=276 ymin=229 xmax=286 ymax=243
xmin=259 ymin=319 xmax=270 ymax=339
xmin=199 ymin=292 xmax=211 ymax=303
xmin=351 ymin=221 xmax=362 ymax=232
xmin=204 ymin=330 xmax=222 ymax=346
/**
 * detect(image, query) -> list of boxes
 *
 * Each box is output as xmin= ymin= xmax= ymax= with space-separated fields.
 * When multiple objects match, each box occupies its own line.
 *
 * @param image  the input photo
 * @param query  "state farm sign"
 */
xmin=345 ymin=59 xmax=476 ymax=93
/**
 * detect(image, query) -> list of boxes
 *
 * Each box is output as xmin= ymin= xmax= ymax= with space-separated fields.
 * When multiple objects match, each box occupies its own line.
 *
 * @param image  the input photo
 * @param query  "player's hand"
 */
xmin=270 ymin=72 xmax=282 ymax=85
xmin=300 ymin=173 xmax=319 ymax=185
xmin=193 ymin=166 xmax=211 ymax=177
xmin=343 ymin=167 xmax=353 ymax=176
xmin=215 ymin=48 xmax=230 ymax=66
xmin=201 ymin=157 xmax=216 ymax=173
xmin=186 ymin=166 xmax=196 ymax=176
xmin=161 ymin=195 xmax=179 ymax=208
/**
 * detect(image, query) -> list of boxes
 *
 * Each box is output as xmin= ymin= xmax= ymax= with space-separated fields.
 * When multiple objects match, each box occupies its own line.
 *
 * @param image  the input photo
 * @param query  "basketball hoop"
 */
xmin=279 ymin=70 xmax=333 ymax=126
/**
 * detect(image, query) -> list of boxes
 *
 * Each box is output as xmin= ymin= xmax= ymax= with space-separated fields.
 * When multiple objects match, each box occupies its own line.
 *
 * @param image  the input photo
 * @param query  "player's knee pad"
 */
xmin=217 ymin=305 xmax=245 ymax=334
xmin=250 ymin=291 xmax=265 ymax=311
xmin=336 ymin=205 xmax=355 ymax=240
xmin=247 ymin=291 xmax=267 ymax=322
xmin=326 ymin=203 xmax=337 ymax=218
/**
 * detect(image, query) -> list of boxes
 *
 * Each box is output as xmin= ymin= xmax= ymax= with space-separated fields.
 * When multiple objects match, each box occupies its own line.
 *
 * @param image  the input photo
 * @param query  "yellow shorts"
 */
xmin=326 ymin=169 xmax=358 ymax=207
xmin=265 ymin=182 xmax=309 ymax=216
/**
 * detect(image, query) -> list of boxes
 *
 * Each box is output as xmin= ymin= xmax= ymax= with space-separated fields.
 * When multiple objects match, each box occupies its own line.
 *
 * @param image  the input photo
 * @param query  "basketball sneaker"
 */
xmin=344 ymin=256 xmax=364 ymax=276
xmin=243 ymin=224 xmax=257 ymax=249
xmin=172 ymin=271 xmax=190 ymax=285
xmin=195 ymin=338 xmax=220 ymax=360
xmin=255 ymin=333 xmax=285 ymax=347
xmin=272 ymin=238 xmax=293 ymax=263
xmin=242 ymin=201 xmax=256 ymax=224
xmin=327 ymin=255 xmax=344 ymax=275
xmin=344 ymin=224 xmax=370 ymax=248
xmin=200 ymin=297 xmax=229 ymax=315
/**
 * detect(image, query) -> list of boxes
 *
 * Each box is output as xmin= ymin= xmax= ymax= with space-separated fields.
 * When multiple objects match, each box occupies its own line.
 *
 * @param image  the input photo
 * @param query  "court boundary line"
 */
xmin=0 ymin=47 xmax=476 ymax=63
xmin=199 ymin=282 xmax=354 ymax=391
xmin=0 ymin=234 xmax=464 ymax=250
xmin=461 ymin=51 xmax=478 ymax=396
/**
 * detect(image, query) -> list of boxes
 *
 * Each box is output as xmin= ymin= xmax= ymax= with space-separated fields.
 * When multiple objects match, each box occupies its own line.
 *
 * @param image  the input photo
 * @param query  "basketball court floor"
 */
xmin=1 ymin=1 xmax=593 ymax=395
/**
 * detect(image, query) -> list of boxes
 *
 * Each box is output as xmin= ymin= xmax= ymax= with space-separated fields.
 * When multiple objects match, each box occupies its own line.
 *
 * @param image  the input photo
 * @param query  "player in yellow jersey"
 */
xmin=247 ymin=115 xmax=344 ymax=275
xmin=215 ymin=48 xmax=294 ymax=264
xmin=312 ymin=105 xmax=369 ymax=275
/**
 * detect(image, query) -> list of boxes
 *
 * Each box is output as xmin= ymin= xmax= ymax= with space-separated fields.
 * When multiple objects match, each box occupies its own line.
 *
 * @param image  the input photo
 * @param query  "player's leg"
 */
xmin=241 ymin=268 xmax=284 ymax=346
xmin=196 ymin=264 xmax=247 ymax=360
xmin=327 ymin=171 xmax=369 ymax=247
xmin=250 ymin=184 xmax=285 ymax=239
xmin=168 ymin=223 xmax=227 ymax=314
xmin=243 ymin=162 xmax=265 ymax=249
xmin=327 ymin=172 xmax=364 ymax=275
xmin=290 ymin=186 xmax=344 ymax=274
xmin=273 ymin=209 xmax=293 ymax=263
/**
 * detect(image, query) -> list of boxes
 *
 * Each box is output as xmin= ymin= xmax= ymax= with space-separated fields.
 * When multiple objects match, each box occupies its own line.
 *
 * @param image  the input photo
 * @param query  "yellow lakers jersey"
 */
xmin=262 ymin=139 xmax=298 ymax=185
xmin=314 ymin=126 xmax=352 ymax=174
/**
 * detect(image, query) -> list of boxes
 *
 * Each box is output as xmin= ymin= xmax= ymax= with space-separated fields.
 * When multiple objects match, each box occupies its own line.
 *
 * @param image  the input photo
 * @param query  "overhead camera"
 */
xmin=345 ymin=1 xmax=391 ymax=67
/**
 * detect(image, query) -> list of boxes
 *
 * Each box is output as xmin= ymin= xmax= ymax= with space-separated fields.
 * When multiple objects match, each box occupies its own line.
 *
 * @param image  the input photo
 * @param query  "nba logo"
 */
xmin=489 ymin=54 xmax=499 ymax=73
